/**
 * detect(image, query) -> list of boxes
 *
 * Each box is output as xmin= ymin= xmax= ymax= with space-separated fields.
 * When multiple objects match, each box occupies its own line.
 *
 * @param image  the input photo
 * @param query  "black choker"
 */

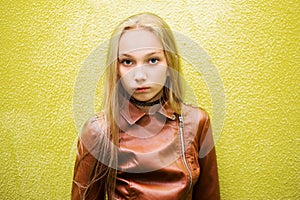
xmin=129 ymin=97 xmax=163 ymax=107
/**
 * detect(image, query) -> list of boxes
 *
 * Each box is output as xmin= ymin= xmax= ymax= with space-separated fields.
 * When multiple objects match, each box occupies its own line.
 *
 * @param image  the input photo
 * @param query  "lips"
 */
xmin=135 ymin=86 xmax=150 ymax=92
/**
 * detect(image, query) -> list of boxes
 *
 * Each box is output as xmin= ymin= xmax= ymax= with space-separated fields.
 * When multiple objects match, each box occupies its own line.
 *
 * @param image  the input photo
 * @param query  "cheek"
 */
xmin=161 ymin=66 xmax=169 ymax=78
xmin=118 ymin=66 xmax=130 ymax=79
xmin=119 ymin=70 xmax=133 ymax=89
xmin=120 ymin=74 xmax=130 ymax=86
xmin=154 ymin=68 xmax=168 ymax=84
xmin=119 ymin=69 xmax=135 ymax=83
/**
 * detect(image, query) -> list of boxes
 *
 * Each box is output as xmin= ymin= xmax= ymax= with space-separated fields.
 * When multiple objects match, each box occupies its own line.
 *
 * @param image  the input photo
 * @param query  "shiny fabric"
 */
xmin=72 ymin=101 xmax=220 ymax=200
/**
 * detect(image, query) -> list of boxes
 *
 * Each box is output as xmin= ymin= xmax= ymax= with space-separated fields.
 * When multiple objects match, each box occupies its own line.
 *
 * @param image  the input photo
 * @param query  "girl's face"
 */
xmin=118 ymin=29 xmax=169 ymax=102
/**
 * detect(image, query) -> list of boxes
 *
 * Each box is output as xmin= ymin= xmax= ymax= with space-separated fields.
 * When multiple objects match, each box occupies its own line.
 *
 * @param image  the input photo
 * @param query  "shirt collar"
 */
xmin=120 ymin=98 xmax=177 ymax=125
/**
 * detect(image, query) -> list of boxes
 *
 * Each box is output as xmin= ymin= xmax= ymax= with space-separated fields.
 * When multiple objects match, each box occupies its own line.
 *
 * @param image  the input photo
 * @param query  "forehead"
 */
xmin=118 ymin=29 xmax=163 ymax=54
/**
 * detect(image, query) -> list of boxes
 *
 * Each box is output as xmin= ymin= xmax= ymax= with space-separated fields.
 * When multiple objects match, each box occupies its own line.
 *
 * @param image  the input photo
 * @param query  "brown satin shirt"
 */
xmin=72 ymin=101 xmax=220 ymax=200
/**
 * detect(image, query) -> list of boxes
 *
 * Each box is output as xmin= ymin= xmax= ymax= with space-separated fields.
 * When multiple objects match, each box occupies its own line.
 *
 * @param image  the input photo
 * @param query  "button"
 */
xmin=171 ymin=114 xmax=176 ymax=120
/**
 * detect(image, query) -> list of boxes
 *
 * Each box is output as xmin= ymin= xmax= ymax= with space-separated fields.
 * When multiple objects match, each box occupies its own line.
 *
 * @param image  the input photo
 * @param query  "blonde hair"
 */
xmin=82 ymin=12 xmax=183 ymax=199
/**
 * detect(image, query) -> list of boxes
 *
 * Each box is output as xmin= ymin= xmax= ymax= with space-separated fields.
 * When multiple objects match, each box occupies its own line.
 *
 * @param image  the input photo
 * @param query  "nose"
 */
xmin=133 ymin=66 xmax=147 ymax=83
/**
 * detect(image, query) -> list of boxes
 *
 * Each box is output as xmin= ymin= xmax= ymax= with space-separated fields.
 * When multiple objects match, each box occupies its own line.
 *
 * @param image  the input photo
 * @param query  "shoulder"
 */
xmin=181 ymin=103 xmax=210 ymax=125
xmin=181 ymin=104 xmax=213 ymax=153
xmin=181 ymin=103 xmax=210 ymax=136
xmin=79 ymin=112 xmax=108 ymax=149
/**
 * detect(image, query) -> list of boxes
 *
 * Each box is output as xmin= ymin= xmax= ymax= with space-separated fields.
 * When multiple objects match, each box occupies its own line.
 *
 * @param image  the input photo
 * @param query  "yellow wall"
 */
xmin=1 ymin=0 xmax=299 ymax=199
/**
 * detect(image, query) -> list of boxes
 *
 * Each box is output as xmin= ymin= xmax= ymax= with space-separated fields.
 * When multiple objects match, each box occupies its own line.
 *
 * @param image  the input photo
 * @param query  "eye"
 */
xmin=149 ymin=58 xmax=159 ymax=64
xmin=120 ymin=59 xmax=133 ymax=66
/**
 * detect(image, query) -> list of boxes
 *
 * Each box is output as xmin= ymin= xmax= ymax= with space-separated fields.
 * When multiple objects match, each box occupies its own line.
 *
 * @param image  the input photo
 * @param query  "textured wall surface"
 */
xmin=1 ymin=0 xmax=299 ymax=199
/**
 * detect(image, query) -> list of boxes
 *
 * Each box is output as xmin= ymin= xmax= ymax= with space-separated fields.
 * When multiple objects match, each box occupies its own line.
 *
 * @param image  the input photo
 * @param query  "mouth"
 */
xmin=134 ymin=86 xmax=150 ymax=92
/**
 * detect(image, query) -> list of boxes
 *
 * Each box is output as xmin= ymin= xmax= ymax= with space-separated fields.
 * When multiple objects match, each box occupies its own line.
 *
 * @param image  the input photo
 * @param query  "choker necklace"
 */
xmin=129 ymin=97 xmax=164 ymax=107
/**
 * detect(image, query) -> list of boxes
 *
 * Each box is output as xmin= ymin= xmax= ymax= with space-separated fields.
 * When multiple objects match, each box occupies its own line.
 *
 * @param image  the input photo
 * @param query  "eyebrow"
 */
xmin=118 ymin=51 xmax=163 ymax=58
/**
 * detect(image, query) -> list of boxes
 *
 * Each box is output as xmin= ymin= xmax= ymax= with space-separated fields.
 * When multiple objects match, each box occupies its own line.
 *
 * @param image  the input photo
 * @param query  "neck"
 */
xmin=129 ymin=96 xmax=164 ymax=107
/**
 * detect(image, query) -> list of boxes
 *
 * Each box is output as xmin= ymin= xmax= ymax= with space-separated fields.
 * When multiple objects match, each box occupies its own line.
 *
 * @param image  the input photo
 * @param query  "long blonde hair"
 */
xmin=83 ymin=12 xmax=183 ymax=199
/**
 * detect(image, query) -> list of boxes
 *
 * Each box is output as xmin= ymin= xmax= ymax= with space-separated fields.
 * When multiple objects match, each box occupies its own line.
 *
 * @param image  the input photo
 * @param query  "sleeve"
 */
xmin=71 ymin=117 xmax=106 ymax=200
xmin=192 ymin=114 xmax=220 ymax=200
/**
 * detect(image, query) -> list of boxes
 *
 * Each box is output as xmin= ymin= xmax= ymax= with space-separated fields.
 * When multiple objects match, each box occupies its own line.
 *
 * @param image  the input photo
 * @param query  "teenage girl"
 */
xmin=72 ymin=12 xmax=220 ymax=200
